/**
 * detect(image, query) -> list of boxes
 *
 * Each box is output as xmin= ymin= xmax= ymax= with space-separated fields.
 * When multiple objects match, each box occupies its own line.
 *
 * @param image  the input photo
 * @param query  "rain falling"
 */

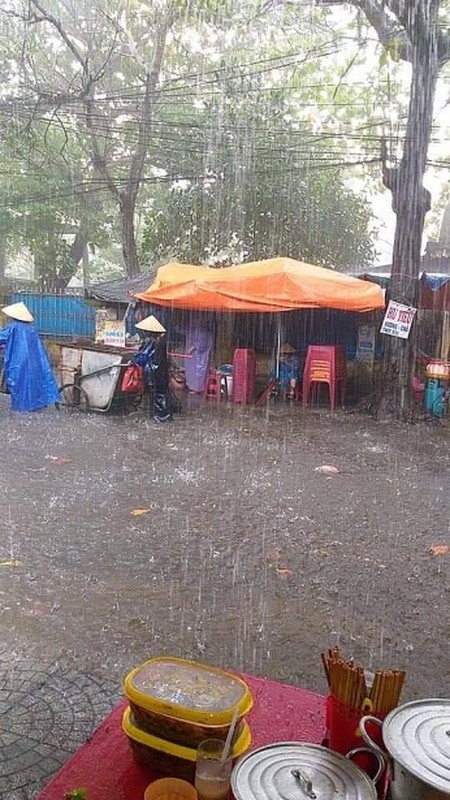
xmin=0 ymin=1 xmax=449 ymax=799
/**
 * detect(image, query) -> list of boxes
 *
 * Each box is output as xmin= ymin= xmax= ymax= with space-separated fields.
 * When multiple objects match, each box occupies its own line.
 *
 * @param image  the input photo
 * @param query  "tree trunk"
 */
xmin=0 ymin=237 xmax=7 ymax=280
xmin=120 ymin=196 xmax=139 ymax=277
xmin=69 ymin=227 xmax=89 ymax=266
xmin=376 ymin=2 xmax=439 ymax=421
xmin=82 ymin=244 xmax=90 ymax=288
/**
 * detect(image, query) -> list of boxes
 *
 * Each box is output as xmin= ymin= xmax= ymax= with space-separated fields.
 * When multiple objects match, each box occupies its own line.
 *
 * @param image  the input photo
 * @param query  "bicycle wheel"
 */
xmin=58 ymin=383 xmax=90 ymax=411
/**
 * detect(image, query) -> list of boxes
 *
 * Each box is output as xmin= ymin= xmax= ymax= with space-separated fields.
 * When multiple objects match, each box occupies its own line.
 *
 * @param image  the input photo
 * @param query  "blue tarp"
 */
xmin=424 ymin=273 xmax=450 ymax=291
xmin=360 ymin=271 xmax=450 ymax=309
xmin=12 ymin=293 xmax=95 ymax=338
xmin=0 ymin=320 xmax=60 ymax=411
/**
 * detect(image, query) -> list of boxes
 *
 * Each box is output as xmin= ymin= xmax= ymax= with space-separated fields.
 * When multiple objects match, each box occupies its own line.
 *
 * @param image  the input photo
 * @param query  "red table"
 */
xmin=36 ymin=674 xmax=325 ymax=800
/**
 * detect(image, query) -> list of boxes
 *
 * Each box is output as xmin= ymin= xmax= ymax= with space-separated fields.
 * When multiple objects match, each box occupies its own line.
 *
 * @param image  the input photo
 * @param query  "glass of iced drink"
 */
xmin=195 ymin=739 xmax=232 ymax=800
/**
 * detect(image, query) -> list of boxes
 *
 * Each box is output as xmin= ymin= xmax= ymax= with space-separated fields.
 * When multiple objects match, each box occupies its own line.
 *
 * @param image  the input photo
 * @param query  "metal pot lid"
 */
xmin=231 ymin=742 xmax=377 ymax=800
xmin=382 ymin=698 xmax=450 ymax=793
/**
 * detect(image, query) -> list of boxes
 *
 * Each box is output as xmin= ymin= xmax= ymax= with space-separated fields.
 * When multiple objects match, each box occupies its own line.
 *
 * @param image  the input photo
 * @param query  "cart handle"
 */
xmin=69 ymin=362 xmax=132 ymax=382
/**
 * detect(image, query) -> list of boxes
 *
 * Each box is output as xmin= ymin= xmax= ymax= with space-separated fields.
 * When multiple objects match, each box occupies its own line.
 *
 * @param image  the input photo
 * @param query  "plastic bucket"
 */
xmin=326 ymin=695 xmax=386 ymax=779
xmin=424 ymin=379 xmax=444 ymax=417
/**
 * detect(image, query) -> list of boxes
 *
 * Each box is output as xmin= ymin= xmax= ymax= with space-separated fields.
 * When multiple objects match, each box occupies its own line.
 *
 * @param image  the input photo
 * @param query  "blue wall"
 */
xmin=12 ymin=293 xmax=95 ymax=338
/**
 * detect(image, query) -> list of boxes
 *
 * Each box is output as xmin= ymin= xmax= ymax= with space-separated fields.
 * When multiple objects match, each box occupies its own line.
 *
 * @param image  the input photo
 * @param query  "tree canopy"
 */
xmin=0 ymin=0 xmax=398 ymax=283
xmin=141 ymin=99 xmax=376 ymax=269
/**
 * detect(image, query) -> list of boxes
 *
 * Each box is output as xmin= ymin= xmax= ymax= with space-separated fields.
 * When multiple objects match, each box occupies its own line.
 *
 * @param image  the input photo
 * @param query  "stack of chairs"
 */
xmin=302 ymin=345 xmax=346 ymax=412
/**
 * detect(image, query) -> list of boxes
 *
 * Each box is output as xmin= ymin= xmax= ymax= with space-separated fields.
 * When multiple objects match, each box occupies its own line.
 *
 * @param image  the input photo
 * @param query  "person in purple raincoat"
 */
xmin=0 ymin=302 xmax=60 ymax=412
xmin=181 ymin=317 xmax=213 ymax=394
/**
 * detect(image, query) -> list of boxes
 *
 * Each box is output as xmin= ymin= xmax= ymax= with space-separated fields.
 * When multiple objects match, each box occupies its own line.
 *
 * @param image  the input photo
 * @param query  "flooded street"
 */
xmin=1 ymin=396 xmax=449 ymax=797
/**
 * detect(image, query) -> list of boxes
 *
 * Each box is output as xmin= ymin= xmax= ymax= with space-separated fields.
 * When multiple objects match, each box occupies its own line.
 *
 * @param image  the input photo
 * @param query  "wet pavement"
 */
xmin=0 ymin=394 xmax=449 ymax=798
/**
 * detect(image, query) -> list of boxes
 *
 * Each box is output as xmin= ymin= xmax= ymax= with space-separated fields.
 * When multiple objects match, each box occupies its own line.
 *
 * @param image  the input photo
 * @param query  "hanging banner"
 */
xmin=95 ymin=309 xmax=110 ymax=344
xmin=356 ymin=324 xmax=376 ymax=363
xmin=380 ymin=301 xmax=416 ymax=339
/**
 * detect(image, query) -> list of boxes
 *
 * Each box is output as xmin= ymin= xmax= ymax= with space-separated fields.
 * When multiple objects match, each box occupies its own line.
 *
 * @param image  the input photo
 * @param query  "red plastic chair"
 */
xmin=302 ymin=345 xmax=346 ymax=412
xmin=204 ymin=370 xmax=222 ymax=402
xmin=232 ymin=348 xmax=256 ymax=405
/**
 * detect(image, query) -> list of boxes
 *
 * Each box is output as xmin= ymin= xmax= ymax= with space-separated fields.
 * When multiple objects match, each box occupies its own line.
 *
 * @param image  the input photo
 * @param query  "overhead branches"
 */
xmin=346 ymin=0 xmax=450 ymax=65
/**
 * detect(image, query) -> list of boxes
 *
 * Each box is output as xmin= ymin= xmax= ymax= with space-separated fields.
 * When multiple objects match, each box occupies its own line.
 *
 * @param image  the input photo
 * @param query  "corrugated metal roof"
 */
xmin=86 ymin=271 xmax=156 ymax=304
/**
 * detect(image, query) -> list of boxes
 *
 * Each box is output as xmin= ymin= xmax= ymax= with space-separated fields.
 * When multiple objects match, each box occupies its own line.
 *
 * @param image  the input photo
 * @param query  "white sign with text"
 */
xmin=380 ymin=301 xmax=416 ymax=340
xmin=103 ymin=320 xmax=126 ymax=348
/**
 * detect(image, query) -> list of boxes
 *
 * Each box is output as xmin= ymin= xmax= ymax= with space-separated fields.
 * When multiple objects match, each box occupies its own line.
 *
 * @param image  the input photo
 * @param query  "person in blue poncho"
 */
xmin=131 ymin=314 xmax=173 ymax=422
xmin=0 ymin=302 xmax=60 ymax=412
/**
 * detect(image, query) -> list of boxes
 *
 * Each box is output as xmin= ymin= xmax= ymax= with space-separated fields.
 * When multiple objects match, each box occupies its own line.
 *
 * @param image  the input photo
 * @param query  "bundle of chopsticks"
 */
xmin=321 ymin=646 xmax=406 ymax=715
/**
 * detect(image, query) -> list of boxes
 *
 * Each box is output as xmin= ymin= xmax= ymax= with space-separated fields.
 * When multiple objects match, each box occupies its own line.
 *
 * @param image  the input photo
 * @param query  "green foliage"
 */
xmin=425 ymin=182 xmax=450 ymax=241
xmin=379 ymin=39 xmax=402 ymax=67
xmin=1 ymin=0 xmax=395 ymax=282
xmin=0 ymin=114 xmax=113 ymax=285
xmin=138 ymin=2 xmax=388 ymax=269
xmin=141 ymin=101 xmax=375 ymax=269
xmin=64 ymin=789 xmax=87 ymax=800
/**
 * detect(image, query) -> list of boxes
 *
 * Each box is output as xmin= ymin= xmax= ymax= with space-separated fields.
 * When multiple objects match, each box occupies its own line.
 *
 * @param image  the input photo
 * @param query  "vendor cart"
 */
xmin=57 ymin=340 xmax=142 ymax=412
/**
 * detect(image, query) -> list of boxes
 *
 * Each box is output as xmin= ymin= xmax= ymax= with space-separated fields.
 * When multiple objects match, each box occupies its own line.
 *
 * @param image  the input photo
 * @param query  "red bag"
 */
xmin=121 ymin=364 xmax=144 ymax=394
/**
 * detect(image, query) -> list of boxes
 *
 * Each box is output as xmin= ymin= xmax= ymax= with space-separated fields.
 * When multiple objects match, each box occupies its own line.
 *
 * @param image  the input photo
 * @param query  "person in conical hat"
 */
xmin=0 ymin=301 xmax=60 ymax=412
xmin=131 ymin=314 xmax=173 ymax=422
xmin=280 ymin=342 xmax=296 ymax=355
xmin=2 ymin=302 xmax=35 ymax=323
xmin=135 ymin=314 xmax=166 ymax=333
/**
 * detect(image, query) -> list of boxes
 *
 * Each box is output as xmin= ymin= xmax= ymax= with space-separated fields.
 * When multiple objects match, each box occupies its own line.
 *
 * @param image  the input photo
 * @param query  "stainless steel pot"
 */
xmin=231 ymin=741 xmax=384 ymax=800
xmin=360 ymin=699 xmax=450 ymax=800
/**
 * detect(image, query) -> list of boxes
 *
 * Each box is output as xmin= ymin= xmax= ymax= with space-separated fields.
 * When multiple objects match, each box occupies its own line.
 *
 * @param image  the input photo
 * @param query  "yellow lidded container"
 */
xmin=124 ymin=656 xmax=253 ymax=748
xmin=122 ymin=707 xmax=252 ymax=782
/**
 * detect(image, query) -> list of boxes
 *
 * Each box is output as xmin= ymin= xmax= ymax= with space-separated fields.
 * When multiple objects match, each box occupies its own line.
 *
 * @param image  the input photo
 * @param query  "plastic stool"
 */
xmin=204 ymin=370 xmax=222 ymax=402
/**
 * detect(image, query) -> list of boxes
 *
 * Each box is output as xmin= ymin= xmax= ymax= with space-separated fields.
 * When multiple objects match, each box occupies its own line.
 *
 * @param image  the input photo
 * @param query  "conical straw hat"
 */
xmin=135 ymin=314 xmax=166 ymax=333
xmin=280 ymin=342 xmax=296 ymax=354
xmin=2 ymin=302 xmax=34 ymax=322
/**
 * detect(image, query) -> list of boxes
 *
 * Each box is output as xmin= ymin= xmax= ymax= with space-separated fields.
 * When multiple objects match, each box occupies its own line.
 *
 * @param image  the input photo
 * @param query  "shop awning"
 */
xmin=135 ymin=258 xmax=385 ymax=313
xmin=360 ymin=271 xmax=450 ymax=311
xmin=86 ymin=271 xmax=157 ymax=304
xmin=419 ymin=272 xmax=450 ymax=311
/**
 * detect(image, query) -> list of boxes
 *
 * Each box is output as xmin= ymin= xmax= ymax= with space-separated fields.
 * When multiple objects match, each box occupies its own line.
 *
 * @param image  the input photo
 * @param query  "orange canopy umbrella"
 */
xmin=135 ymin=258 xmax=385 ymax=313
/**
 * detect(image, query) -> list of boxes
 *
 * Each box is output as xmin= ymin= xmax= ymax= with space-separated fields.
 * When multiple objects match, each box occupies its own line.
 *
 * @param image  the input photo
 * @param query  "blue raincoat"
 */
xmin=0 ymin=320 xmax=60 ymax=412
xmin=131 ymin=334 xmax=172 ymax=421
xmin=270 ymin=353 xmax=301 ymax=393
